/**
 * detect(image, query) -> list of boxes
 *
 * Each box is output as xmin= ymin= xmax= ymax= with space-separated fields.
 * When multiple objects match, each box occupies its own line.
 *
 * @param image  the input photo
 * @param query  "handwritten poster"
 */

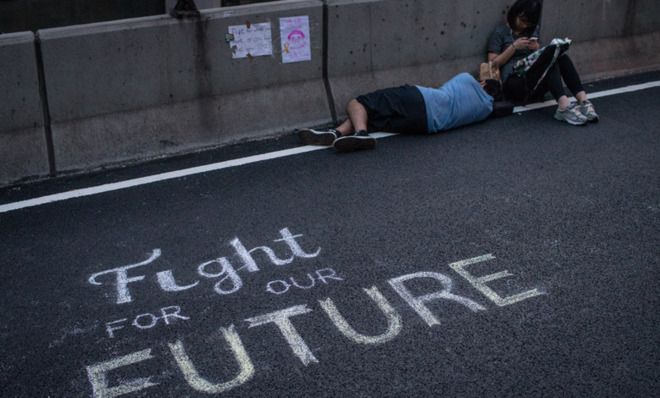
xmin=228 ymin=22 xmax=273 ymax=59
xmin=280 ymin=16 xmax=311 ymax=63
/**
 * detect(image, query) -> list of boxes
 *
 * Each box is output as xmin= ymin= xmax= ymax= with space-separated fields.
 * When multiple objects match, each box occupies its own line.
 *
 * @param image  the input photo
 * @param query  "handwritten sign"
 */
xmin=280 ymin=16 xmax=311 ymax=63
xmin=228 ymin=22 xmax=273 ymax=59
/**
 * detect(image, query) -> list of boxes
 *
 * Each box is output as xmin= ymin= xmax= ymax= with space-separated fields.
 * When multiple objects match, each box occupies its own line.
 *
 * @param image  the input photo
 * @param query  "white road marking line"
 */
xmin=1 ymin=146 xmax=326 ymax=213
xmin=1 ymin=81 xmax=659 ymax=214
xmin=513 ymin=80 xmax=660 ymax=113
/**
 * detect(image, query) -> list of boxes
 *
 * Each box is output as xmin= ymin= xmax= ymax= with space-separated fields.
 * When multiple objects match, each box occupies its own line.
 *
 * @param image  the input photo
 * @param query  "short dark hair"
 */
xmin=483 ymin=79 xmax=503 ymax=101
xmin=507 ymin=0 xmax=542 ymax=36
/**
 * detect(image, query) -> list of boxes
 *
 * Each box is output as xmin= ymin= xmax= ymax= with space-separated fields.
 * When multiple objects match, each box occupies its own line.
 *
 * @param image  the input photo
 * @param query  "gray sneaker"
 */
xmin=298 ymin=128 xmax=339 ymax=146
xmin=578 ymin=100 xmax=599 ymax=122
xmin=554 ymin=103 xmax=588 ymax=126
xmin=333 ymin=130 xmax=376 ymax=152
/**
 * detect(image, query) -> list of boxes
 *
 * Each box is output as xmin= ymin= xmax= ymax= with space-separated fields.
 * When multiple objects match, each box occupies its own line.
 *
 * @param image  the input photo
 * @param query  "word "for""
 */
xmin=105 ymin=305 xmax=190 ymax=338
xmin=86 ymin=254 xmax=545 ymax=398
xmin=88 ymin=227 xmax=320 ymax=304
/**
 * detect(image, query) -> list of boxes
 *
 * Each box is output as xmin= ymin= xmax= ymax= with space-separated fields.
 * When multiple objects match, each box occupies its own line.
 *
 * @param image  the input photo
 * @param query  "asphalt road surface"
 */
xmin=1 ymin=72 xmax=659 ymax=397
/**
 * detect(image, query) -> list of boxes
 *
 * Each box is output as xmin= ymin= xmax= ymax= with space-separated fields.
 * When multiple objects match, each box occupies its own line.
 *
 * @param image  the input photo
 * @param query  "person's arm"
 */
xmin=488 ymin=37 xmax=531 ymax=68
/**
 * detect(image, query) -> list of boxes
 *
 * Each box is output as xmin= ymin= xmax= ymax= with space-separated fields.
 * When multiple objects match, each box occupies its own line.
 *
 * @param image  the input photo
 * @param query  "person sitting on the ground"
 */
xmin=299 ymin=72 xmax=501 ymax=152
xmin=487 ymin=0 xmax=598 ymax=125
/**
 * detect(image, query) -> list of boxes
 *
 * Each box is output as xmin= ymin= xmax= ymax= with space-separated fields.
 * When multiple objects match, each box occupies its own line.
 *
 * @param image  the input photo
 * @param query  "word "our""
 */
xmin=266 ymin=268 xmax=343 ymax=295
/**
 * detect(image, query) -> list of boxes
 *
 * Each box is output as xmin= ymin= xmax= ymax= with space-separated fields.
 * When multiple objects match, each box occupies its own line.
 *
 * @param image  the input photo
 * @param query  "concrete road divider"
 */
xmin=325 ymin=0 xmax=512 ymax=119
xmin=0 ymin=32 xmax=50 ymax=186
xmin=326 ymin=0 xmax=660 ymax=117
xmin=38 ymin=0 xmax=329 ymax=172
xmin=541 ymin=0 xmax=660 ymax=80
xmin=1 ymin=0 xmax=660 ymax=187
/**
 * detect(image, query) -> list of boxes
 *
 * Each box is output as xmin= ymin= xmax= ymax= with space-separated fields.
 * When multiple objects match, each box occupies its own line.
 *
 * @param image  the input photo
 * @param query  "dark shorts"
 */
xmin=356 ymin=85 xmax=428 ymax=134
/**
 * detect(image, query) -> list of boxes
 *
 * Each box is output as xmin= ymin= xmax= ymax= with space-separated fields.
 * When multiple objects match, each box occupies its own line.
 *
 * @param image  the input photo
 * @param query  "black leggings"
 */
xmin=504 ymin=49 xmax=585 ymax=104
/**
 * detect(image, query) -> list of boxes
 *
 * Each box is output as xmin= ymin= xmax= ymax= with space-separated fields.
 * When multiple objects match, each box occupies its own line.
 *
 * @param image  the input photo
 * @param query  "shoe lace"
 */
xmin=568 ymin=103 xmax=583 ymax=116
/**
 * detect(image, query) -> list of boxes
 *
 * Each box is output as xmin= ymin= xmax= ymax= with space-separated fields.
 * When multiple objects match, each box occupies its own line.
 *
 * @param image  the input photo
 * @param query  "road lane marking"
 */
xmin=2 ymin=80 xmax=659 ymax=214
xmin=512 ymin=80 xmax=660 ymax=113
xmin=0 ymin=133 xmax=396 ymax=214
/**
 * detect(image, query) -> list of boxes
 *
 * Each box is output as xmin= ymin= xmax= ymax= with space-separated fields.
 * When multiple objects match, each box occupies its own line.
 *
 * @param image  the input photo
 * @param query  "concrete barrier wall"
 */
xmin=0 ymin=32 xmax=50 ymax=185
xmin=39 ymin=0 xmax=328 ymax=172
xmin=1 ymin=0 xmax=660 ymax=186
xmin=541 ymin=0 xmax=660 ymax=80
xmin=326 ymin=0 xmax=512 ymax=118
xmin=541 ymin=0 xmax=660 ymax=40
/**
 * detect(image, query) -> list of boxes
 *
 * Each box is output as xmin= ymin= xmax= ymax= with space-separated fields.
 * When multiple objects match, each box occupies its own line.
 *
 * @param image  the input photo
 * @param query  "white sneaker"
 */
xmin=578 ymin=100 xmax=599 ymax=123
xmin=554 ymin=103 xmax=588 ymax=126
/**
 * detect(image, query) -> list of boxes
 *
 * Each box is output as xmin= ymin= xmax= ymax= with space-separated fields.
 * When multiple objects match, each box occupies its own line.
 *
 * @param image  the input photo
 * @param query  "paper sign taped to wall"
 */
xmin=280 ymin=16 xmax=311 ymax=63
xmin=228 ymin=22 xmax=273 ymax=59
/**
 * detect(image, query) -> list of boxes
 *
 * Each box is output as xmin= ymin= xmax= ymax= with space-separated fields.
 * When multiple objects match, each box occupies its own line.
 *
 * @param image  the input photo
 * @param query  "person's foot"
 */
xmin=298 ymin=128 xmax=339 ymax=146
xmin=554 ymin=103 xmax=588 ymax=126
xmin=578 ymin=100 xmax=599 ymax=122
xmin=332 ymin=130 xmax=376 ymax=152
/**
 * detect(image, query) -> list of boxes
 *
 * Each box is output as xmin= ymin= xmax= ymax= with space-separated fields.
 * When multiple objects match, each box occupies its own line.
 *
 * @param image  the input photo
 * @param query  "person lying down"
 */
xmin=299 ymin=72 xmax=503 ymax=152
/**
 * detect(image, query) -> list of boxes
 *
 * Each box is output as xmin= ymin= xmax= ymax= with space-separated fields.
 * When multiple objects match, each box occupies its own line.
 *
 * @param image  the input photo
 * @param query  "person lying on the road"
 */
xmin=298 ymin=72 xmax=502 ymax=152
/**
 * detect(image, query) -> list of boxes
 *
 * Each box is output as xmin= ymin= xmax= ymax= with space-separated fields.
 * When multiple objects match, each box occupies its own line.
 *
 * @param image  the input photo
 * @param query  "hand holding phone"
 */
xmin=528 ymin=37 xmax=540 ymax=49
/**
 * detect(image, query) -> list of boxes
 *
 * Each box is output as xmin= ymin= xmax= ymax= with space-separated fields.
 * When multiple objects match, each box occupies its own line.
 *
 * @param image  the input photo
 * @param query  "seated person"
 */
xmin=299 ymin=73 xmax=501 ymax=152
xmin=487 ymin=0 xmax=598 ymax=125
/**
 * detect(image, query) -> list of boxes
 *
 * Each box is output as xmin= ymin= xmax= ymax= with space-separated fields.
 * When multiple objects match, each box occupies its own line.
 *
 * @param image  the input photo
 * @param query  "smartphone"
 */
xmin=529 ymin=37 xmax=539 ymax=42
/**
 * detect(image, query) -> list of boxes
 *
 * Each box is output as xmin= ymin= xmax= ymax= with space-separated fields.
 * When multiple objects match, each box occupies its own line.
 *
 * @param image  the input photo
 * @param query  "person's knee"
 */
xmin=347 ymin=98 xmax=360 ymax=110
xmin=347 ymin=98 xmax=365 ymax=114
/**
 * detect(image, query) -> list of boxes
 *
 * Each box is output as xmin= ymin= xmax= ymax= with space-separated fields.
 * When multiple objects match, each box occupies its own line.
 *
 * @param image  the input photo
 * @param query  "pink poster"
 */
xmin=280 ymin=16 xmax=311 ymax=63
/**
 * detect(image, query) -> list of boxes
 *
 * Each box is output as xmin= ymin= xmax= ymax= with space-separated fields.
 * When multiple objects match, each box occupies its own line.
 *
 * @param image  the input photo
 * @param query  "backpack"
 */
xmin=513 ymin=38 xmax=572 ymax=92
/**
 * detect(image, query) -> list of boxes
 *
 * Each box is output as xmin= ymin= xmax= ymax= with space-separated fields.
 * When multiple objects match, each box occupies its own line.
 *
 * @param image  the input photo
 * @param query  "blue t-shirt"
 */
xmin=416 ymin=73 xmax=493 ymax=133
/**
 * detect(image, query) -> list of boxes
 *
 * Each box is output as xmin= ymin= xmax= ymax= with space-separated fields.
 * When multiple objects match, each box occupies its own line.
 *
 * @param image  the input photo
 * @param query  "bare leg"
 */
xmin=332 ymin=99 xmax=376 ymax=152
xmin=335 ymin=118 xmax=354 ymax=136
xmin=345 ymin=99 xmax=369 ymax=134
xmin=575 ymin=91 xmax=588 ymax=103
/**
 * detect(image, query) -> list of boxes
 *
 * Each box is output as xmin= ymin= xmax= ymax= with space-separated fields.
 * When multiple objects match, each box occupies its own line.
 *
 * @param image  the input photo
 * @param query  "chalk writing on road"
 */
xmin=103 ymin=267 xmax=345 ymax=339
xmin=88 ymin=227 xmax=321 ymax=304
xmin=105 ymin=305 xmax=191 ymax=338
xmin=266 ymin=267 xmax=343 ymax=295
xmin=85 ymin=241 xmax=546 ymax=397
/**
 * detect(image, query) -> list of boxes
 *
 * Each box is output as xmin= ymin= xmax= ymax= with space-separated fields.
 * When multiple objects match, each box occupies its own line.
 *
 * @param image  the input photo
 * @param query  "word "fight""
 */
xmin=88 ymin=227 xmax=320 ymax=304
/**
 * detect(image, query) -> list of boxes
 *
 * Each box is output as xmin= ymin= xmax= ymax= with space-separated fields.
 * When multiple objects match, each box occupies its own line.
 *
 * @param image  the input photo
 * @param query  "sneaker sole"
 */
xmin=554 ymin=114 xmax=587 ymax=126
xmin=333 ymin=135 xmax=376 ymax=152
xmin=298 ymin=130 xmax=336 ymax=146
